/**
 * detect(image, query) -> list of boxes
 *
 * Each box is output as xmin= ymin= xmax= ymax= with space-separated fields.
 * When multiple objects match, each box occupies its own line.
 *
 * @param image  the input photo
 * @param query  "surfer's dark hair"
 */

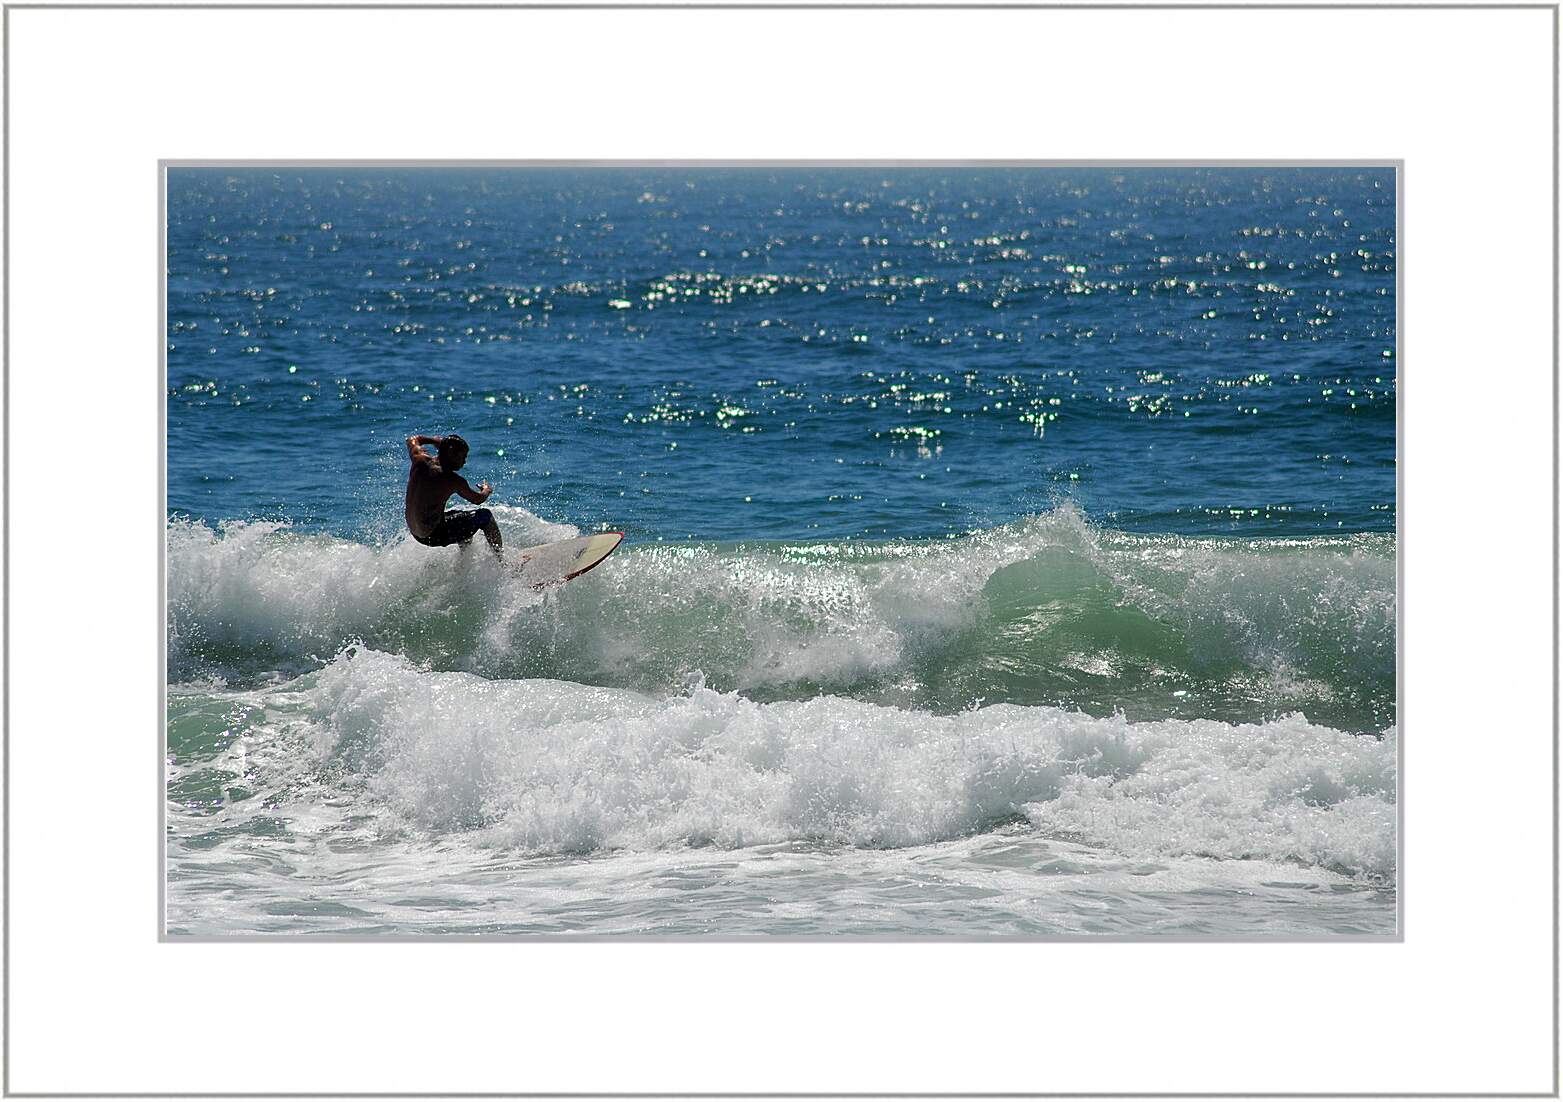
xmin=439 ymin=434 xmax=469 ymax=469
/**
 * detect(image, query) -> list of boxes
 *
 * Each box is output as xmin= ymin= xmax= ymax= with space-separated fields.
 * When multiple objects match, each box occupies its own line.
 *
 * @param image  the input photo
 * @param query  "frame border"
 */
xmin=1 ymin=2 xmax=1552 ymax=1097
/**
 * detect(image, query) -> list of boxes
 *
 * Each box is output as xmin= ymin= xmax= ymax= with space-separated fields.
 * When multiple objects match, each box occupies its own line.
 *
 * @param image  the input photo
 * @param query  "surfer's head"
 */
xmin=438 ymin=434 xmax=469 ymax=471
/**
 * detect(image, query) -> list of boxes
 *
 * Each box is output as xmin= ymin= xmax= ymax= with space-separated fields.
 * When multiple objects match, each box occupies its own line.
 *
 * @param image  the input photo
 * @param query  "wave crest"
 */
xmin=168 ymin=505 xmax=1394 ymax=730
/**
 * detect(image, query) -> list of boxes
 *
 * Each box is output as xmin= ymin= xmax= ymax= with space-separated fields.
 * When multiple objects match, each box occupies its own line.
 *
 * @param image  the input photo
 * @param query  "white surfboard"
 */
xmin=511 ymin=532 xmax=623 ymax=589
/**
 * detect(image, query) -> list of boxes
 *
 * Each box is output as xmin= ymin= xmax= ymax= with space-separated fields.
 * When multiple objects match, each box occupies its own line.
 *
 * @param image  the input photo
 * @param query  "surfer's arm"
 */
xmin=406 ymin=434 xmax=441 ymax=462
xmin=455 ymin=476 xmax=492 ymax=504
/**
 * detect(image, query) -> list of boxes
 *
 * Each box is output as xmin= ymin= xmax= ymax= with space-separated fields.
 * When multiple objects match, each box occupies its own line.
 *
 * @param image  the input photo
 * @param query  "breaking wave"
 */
xmin=168 ymin=503 xmax=1395 ymax=731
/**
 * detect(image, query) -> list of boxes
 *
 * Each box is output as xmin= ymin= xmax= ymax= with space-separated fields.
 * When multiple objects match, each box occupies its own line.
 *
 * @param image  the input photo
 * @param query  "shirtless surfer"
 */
xmin=404 ymin=433 xmax=503 ymax=554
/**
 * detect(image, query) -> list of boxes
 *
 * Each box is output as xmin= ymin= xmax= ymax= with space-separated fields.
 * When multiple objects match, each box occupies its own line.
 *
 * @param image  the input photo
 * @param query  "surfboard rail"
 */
xmin=512 ymin=531 xmax=624 ymax=589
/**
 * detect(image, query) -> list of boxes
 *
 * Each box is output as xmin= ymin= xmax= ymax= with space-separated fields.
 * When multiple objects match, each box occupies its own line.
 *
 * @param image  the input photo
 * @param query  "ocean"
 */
xmin=166 ymin=166 xmax=1396 ymax=936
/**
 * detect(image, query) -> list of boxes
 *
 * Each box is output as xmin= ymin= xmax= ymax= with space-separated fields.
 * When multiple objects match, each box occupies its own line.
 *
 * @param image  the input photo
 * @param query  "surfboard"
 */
xmin=510 ymin=532 xmax=623 ymax=589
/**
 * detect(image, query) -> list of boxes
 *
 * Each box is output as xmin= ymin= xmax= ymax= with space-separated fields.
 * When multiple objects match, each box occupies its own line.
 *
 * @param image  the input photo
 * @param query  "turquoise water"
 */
xmin=166 ymin=168 xmax=1396 ymax=936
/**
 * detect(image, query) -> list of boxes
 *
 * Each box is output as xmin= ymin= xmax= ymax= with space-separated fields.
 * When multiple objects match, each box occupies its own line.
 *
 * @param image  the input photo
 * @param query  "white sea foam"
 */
xmin=184 ymin=647 xmax=1394 ymax=879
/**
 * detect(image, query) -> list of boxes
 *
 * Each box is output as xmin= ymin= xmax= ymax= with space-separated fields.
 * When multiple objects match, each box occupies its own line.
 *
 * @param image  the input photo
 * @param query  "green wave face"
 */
xmin=168 ymin=506 xmax=1394 ymax=733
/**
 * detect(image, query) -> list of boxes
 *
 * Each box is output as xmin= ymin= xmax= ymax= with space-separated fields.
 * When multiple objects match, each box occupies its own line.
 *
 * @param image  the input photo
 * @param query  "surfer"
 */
xmin=404 ymin=433 xmax=503 ymax=554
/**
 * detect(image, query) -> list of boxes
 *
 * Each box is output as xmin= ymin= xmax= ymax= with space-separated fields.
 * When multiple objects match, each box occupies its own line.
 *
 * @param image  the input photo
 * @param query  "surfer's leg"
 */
xmin=477 ymin=509 xmax=502 ymax=553
xmin=423 ymin=510 xmax=486 ymax=549
xmin=439 ymin=508 xmax=501 ymax=554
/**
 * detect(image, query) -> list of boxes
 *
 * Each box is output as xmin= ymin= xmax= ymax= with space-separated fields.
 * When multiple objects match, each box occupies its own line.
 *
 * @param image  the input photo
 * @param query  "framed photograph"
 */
xmin=164 ymin=162 xmax=1400 ymax=940
xmin=7 ymin=4 xmax=1555 ymax=1096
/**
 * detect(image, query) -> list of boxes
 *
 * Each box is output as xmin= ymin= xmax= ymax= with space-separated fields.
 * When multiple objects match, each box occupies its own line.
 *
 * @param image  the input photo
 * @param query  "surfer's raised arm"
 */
xmin=406 ymin=433 xmax=441 ymax=463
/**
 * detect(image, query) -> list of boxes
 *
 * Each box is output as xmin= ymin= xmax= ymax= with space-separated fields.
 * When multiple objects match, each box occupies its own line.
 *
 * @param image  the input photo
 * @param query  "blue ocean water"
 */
xmin=166 ymin=168 xmax=1396 ymax=936
xmin=168 ymin=167 xmax=1394 ymax=541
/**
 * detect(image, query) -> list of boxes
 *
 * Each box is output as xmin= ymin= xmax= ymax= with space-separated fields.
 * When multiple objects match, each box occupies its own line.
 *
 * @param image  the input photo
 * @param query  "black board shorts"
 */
xmin=415 ymin=508 xmax=493 ymax=548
